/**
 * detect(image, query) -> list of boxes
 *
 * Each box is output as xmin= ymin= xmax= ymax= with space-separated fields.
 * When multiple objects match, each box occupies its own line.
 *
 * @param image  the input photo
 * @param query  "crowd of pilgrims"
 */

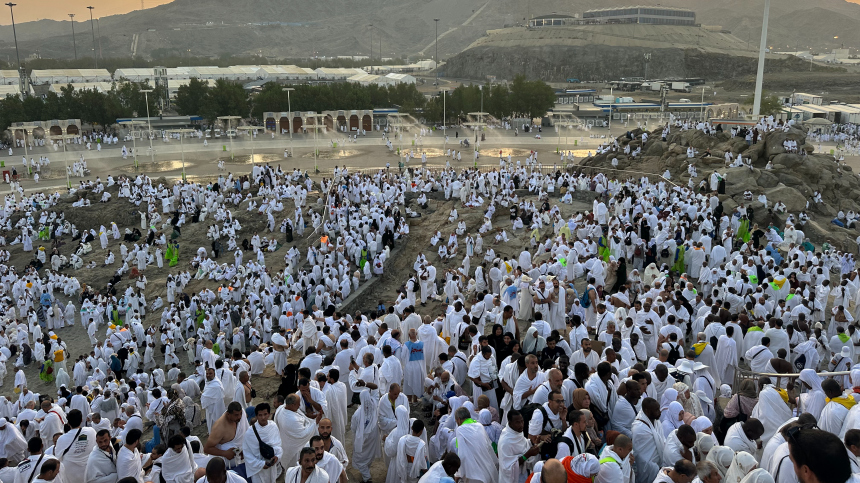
xmin=0 ymin=148 xmax=858 ymax=483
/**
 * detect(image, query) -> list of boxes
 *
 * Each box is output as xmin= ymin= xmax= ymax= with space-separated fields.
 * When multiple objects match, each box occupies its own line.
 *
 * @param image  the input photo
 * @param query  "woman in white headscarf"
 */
xmin=724 ymin=451 xmax=758 ymax=483
xmin=706 ymin=446 xmax=736 ymax=480
xmin=384 ymin=406 xmax=411 ymax=483
xmin=692 ymin=415 xmax=717 ymax=444
xmin=797 ymin=368 xmax=827 ymax=420
xmin=661 ymin=401 xmax=686 ymax=436
xmin=739 ymin=468 xmax=775 ymax=483
xmin=522 ymin=327 xmax=546 ymax=355
xmin=479 ymin=409 xmax=502 ymax=447
xmin=695 ymin=431 xmax=715 ymax=461
xmin=55 ymin=367 xmax=70 ymax=390
xmin=660 ymin=388 xmax=679 ymax=412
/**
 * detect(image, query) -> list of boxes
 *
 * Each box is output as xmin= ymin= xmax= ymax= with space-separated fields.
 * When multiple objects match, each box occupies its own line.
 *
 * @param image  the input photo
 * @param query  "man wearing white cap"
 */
xmin=0 ymin=418 xmax=26 ymax=462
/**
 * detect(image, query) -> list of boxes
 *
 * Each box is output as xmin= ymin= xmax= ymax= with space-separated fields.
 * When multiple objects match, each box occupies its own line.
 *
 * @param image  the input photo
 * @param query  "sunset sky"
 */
xmin=2 ymin=0 xmax=860 ymax=24
xmin=0 ymin=0 xmax=172 ymax=24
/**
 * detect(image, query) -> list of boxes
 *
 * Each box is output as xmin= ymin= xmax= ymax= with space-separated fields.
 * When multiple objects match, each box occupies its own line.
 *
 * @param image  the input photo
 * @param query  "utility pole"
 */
xmin=5 ymin=3 xmax=20 ymax=69
xmin=434 ymin=18 xmax=440 ymax=84
xmin=6 ymin=2 xmax=26 ymax=98
xmin=752 ymin=0 xmax=771 ymax=117
xmin=69 ymin=14 xmax=77 ymax=60
xmin=87 ymin=6 xmax=97 ymax=68
xmin=96 ymin=18 xmax=102 ymax=61
xmin=644 ymin=53 xmax=651 ymax=81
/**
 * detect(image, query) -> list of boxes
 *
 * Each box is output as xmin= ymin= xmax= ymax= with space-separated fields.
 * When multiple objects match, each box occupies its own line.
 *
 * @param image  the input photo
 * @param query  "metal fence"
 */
xmin=733 ymin=367 xmax=852 ymax=397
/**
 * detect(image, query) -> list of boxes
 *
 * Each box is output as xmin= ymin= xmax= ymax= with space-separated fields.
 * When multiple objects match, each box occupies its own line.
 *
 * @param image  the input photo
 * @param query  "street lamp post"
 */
xmin=68 ymin=14 xmax=77 ymax=60
xmin=700 ymin=86 xmax=712 ymax=121
xmin=5 ymin=3 xmax=20 ymax=69
xmin=140 ymin=89 xmax=155 ymax=165
xmin=434 ymin=18 xmax=440 ymax=84
xmin=283 ymin=87 xmax=295 ymax=157
xmin=169 ymin=129 xmax=194 ymax=181
xmin=237 ymin=126 xmax=261 ymax=164
xmin=87 ymin=6 xmax=97 ymax=68
xmin=217 ymin=116 xmax=241 ymax=160
xmin=369 ymin=24 xmax=373 ymax=65
xmin=306 ymin=114 xmax=325 ymax=173
xmin=119 ymin=120 xmax=144 ymax=168
xmin=441 ymin=88 xmax=449 ymax=152
xmin=47 ymin=134 xmax=74 ymax=188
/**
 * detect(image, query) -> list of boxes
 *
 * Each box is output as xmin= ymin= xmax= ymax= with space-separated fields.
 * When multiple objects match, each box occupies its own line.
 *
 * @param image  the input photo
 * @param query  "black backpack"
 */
xmin=666 ymin=343 xmax=681 ymax=365
xmin=540 ymin=429 xmax=575 ymax=460
xmin=521 ymin=403 xmax=551 ymax=438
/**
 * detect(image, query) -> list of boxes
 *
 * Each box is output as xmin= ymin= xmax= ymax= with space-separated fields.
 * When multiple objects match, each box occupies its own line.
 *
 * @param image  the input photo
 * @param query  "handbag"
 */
xmin=252 ymin=424 xmax=276 ymax=461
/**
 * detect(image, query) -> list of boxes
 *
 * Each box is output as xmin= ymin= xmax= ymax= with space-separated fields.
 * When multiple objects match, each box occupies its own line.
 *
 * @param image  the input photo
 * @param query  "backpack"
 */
xmin=666 ymin=343 xmax=681 ymax=365
xmin=660 ymin=248 xmax=670 ymax=258
xmin=624 ymin=235 xmax=632 ymax=246
xmin=521 ymin=403 xmax=551 ymax=438
xmin=580 ymin=288 xmax=593 ymax=309
xmin=541 ymin=430 xmax=575 ymax=460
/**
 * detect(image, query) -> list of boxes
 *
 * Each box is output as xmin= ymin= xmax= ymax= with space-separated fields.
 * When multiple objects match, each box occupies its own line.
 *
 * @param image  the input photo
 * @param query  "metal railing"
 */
xmin=733 ymin=367 xmax=853 ymax=396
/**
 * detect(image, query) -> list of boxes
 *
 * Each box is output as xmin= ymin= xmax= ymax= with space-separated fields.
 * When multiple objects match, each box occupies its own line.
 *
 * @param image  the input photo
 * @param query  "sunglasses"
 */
xmin=785 ymin=423 xmax=819 ymax=446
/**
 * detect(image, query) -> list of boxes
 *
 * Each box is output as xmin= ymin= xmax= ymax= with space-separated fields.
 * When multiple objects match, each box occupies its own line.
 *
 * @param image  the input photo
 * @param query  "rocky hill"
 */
xmin=0 ymin=0 xmax=859 ymax=64
xmin=580 ymin=125 xmax=860 ymax=252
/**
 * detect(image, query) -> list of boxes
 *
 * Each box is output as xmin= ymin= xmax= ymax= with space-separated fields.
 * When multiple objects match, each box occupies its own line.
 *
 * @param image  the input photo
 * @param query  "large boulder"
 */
xmin=757 ymin=171 xmax=779 ymax=189
xmin=772 ymin=153 xmax=803 ymax=170
xmin=764 ymin=184 xmax=806 ymax=213
xmin=645 ymin=141 xmax=665 ymax=157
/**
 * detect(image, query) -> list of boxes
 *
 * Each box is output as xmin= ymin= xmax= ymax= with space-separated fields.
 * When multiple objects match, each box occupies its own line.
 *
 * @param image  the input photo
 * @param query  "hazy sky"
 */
xmin=2 ymin=0 xmax=860 ymax=24
xmin=0 ymin=0 xmax=172 ymax=24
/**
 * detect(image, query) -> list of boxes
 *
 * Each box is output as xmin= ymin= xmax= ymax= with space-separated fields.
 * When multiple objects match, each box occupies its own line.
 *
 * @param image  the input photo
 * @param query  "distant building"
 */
xmin=791 ymin=93 xmax=823 ymax=106
xmin=31 ymin=69 xmax=112 ymax=85
xmin=529 ymin=14 xmax=576 ymax=27
xmin=582 ymin=6 xmax=696 ymax=26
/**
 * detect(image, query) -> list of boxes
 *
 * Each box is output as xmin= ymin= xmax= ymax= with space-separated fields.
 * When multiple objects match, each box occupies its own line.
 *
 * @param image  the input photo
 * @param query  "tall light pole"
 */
xmin=120 ymin=120 xmax=144 ymax=168
xmin=218 ymin=116 xmax=241 ymax=159
xmin=441 ymin=87 xmax=449 ymax=152
xmin=434 ymin=18 xmax=440 ymax=84
xmin=700 ymin=86 xmax=711 ymax=121
xmin=283 ymin=87 xmax=295 ymax=157
xmin=752 ymin=0 xmax=771 ymax=118
xmin=68 ymin=14 xmax=77 ymax=60
xmin=5 ymin=2 xmax=25 ymax=98
xmin=140 ymin=89 xmax=155 ymax=164
xmin=47 ymin=134 xmax=74 ymax=188
xmin=237 ymin=126 xmax=261 ymax=164
xmin=369 ymin=24 xmax=373 ymax=67
xmin=169 ymin=129 xmax=194 ymax=181
xmin=644 ymin=53 xmax=651 ymax=81
xmin=96 ymin=18 xmax=102 ymax=61
xmin=87 ymin=6 xmax=97 ymax=68
xmin=5 ymin=3 xmax=20 ymax=69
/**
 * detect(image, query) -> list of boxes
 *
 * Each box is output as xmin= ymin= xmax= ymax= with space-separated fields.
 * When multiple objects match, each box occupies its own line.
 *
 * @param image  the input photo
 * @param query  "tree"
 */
xmin=174 ymin=78 xmax=211 ymax=116
xmin=201 ymin=79 xmax=249 ymax=123
xmin=743 ymin=93 xmax=782 ymax=116
xmin=509 ymin=75 xmax=555 ymax=120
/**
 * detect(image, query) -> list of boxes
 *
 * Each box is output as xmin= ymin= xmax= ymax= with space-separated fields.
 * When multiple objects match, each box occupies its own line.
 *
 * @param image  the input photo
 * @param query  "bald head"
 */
xmin=614 ymin=434 xmax=632 ymax=449
xmin=542 ymin=459 xmax=567 ymax=483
